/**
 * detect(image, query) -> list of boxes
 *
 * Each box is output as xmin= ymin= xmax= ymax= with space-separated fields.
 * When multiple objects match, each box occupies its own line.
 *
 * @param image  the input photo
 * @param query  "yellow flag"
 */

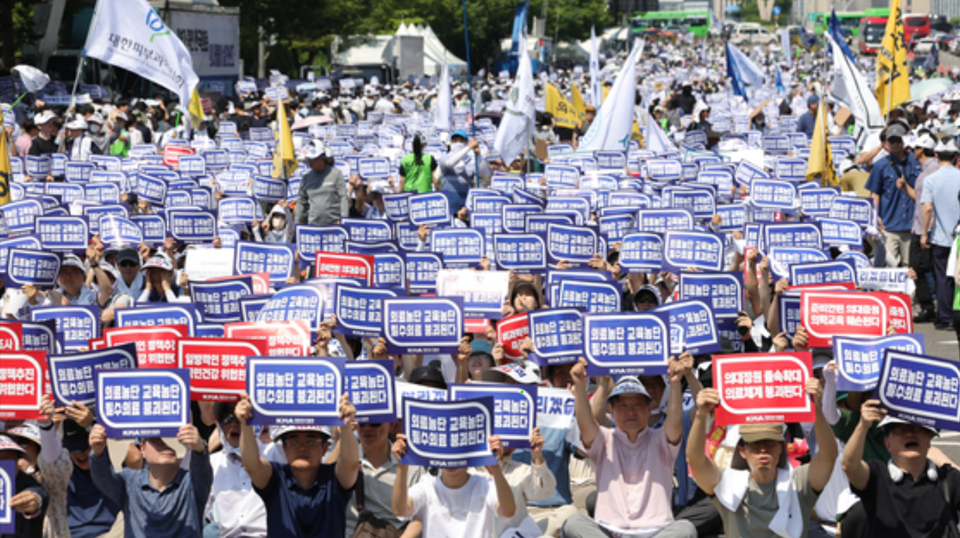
xmin=188 ymin=88 xmax=205 ymax=125
xmin=273 ymin=95 xmax=298 ymax=179
xmin=571 ymin=84 xmax=587 ymax=123
xmin=545 ymin=83 xmax=580 ymax=130
xmin=805 ymin=96 xmax=839 ymax=187
xmin=0 ymin=129 xmax=10 ymax=206
xmin=602 ymin=85 xmax=610 ymax=103
xmin=875 ymin=0 xmax=909 ymax=116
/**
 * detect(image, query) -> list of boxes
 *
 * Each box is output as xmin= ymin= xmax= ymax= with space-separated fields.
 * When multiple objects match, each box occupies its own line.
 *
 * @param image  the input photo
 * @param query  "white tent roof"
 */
xmin=396 ymin=23 xmax=467 ymax=75
xmin=335 ymin=35 xmax=395 ymax=67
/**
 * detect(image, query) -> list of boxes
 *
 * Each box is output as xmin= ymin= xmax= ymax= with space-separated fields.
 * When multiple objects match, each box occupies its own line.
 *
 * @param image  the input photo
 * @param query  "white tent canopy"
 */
xmin=396 ymin=23 xmax=467 ymax=75
xmin=335 ymin=35 xmax=396 ymax=68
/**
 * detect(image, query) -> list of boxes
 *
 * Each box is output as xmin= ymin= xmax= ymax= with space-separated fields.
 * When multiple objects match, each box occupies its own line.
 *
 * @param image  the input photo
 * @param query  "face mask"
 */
xmin=89 ymin=124 xmax=101 ymax=134
xmin=271 ymin=216 xmax=285 ymax=230
xmin=449 ymin=142 xmax=465 ymax=153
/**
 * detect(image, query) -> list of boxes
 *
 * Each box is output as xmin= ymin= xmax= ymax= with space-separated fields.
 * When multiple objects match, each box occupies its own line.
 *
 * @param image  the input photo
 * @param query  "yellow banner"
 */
xmin=273 ymin=95 xmax=299 ymax=179
xmin=805 ymin=96 xmax=839 ymax=187
xmin=875 ymin=0 xmax=909 ymax=116
xmin=545 ymin=83 xmax=580 ymax=130
xmin=571 ymin=84 xmax=587 ymax=124
xmin=0 ymin=127 xmax=10 ymax=205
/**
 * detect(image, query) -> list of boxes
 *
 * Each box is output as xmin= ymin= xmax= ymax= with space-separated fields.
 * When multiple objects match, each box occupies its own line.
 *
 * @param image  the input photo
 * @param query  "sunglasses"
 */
xmin=119 ymin=261 xmax=138 ymax=268
xmin=635 ymin=295 xmax=658 ymax=305
xmin=220 ymin=414 xmax=238 ymax=426
xmin=888 ymin=137 xmax=904 ymax=145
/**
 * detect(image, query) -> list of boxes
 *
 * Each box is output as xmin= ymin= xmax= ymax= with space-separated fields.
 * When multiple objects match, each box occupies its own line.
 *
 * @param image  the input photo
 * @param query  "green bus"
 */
xmin=808 ymin=11 xmax=870 ymax=36
xmin=630 ymin=11 xmax=711 ymax=37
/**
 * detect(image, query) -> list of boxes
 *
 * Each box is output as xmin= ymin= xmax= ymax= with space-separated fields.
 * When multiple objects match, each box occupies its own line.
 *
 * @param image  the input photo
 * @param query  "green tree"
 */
xmin=0 ymin=0 xmax=45 ymax=71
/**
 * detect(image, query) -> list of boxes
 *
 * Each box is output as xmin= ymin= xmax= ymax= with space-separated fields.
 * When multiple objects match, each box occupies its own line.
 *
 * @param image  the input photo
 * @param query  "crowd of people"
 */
xmin=4 ymin=23 xmax=960 ymax=538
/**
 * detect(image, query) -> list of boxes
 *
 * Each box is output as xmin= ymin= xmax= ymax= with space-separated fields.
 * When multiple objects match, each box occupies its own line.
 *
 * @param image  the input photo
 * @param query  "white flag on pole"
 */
xmin=826 ymin=33 xmax=884 ymax=133
xmin=11 ymin=66 xmax=50 ymax=93
xmin=84 ymin=0 xmax=198 ymax=106
xmin=435 ymin=62 xmax=453 ymax=132
xmin=494 ymin=31 xmax=535 ymax=165
xmin=577 ymin=39 xmax=643 ymax=152
xmin=645 ymin=111 xmax=676 ymax=153
xmin=780 ymin=28 xmax=792 ymax=68
xmin=726 ymin=43 xmax=765 ymax=88
xmin=589 ymin=26 xmax=603 ymax=108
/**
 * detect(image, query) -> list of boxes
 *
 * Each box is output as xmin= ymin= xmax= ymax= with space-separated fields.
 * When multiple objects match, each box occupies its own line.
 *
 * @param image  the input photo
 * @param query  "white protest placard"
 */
xmin=184 ymin=248 xmax=236 ymax=282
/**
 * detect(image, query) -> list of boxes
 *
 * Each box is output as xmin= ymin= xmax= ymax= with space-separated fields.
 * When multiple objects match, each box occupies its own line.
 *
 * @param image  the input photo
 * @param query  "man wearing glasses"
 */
xmin=865 ymin=122 xmax=922 ymax=268
xmin=234 ymin=392 xmax=360 ymax=538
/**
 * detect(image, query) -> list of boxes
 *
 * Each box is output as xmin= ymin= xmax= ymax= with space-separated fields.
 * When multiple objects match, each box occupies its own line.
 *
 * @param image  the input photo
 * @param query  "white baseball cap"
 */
xmin=935 ymin=138 xmax=960 ymax=154
xmin=300 ymin=139 xmax=332 ymax=161
xmin=270 ymin=425 xmax=333 ymax=442
xmin=65 ymin=118 xmax=88 ymax=130
xmin=916 ymin=134 xmax=937 ymax=150
xmin=34 ymin=111 xmax=56 ymax=125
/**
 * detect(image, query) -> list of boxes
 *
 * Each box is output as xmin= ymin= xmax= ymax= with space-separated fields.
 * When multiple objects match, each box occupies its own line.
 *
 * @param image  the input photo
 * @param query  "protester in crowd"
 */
xmin=561 ymin=357 xmax=696 ymax=538
xmin=572 ymin=106 xmax=596 ymax=149
xmin=234 ymin=392 xmax=359 ymax=537
xmin=398 ymin=131 xmax=439 ymax=193
xmin=920 ymin=138 xmax=960 ymax=331
xmin=439 ymin=130 xmax=490 ymax=214
xmin=15 ymin=119 xmax=37 ymax=157
xmin=0 ymin=434 xmax=48 ymax=538
xmin=909 ymin=132 xmax=940 ymax=323
xmin=797 ymin=95 xmax=820 ymax=139
xmin=27 ymin=111 xmax=59 ymax=158
xmin=866 ymin=122 xmax=922 ymax=268
xmin=294 ymin=139 xmax=349 ymax=226
xmin=88 ymin=422 xmax=213 ymax=538
xmin=687 ymin=376 xmax=838 ymax=538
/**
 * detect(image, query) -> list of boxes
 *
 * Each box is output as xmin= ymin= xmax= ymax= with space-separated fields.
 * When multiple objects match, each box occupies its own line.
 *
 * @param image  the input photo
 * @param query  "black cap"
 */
xmin=409 ymin=364 xmax=446 ymax=389
xmin=117 ymin=248 xmax=140 ymax=265
xmin=62 ymin=419 xmax=90 ymax=454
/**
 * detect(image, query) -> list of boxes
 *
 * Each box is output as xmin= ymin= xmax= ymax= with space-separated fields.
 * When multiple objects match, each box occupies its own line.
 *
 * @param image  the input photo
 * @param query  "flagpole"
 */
xmin=460 ymin=0 xmax=482 ymax=187
xmin=69 ymin=0 xmax=104 ymax=111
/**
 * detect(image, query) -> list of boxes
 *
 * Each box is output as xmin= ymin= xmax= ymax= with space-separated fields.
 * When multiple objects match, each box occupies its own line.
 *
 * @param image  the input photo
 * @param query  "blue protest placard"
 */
xmin=5 ymin=249 xmax=60 ymax=288
xmin=234 ymin=241 xmax=295 ymax=287
xmin=800 ymin=188 xmax=839 ymax=217
xmin=734 ymin=160 xmax=770 ymax=186
xmin=0 ymin=460 xmax=12 ymax=534
xmin=99 ymin=216 xmax=143 ymax=249
xmin=546 ymin=224 xmax=597 ymax=268
xmin=609 ymin=191 xmax=651 ymax=208
xmin=527 ymin=308 xmax=583 ymax=366
xmin=653 ymin=300 xmax=721 ymax=355
xmin=131 ymin=215 xmax=166 ymax=246
xmin=465 ymin=189 xmax=501 ymax=212
xmin=65 ymin=161 xmax=95 ymax=183
xmin=296 ymin=225 xmax=348 ymax=259
xmin=431 ymin=228 xmax=484 ymax=268
xmin=96 ymin=368 xmax=190 ymax=438
xmin=382 ymin=297 xmax=463 ymax=354
xmin=828 ymin=197 xmax=874 ymax=228
xmin=116 ymin=304 xmax=197 ymax=336
xmin=819 ymin=218 xmax=863 ymax=248
xmin=598 ymin=214 xmax=635 ymax=243
xmin=345 ymin=241 xmax=400 ymax=256
xmin=544 ymin=165 xmax=579 ymax=188
xmin=0 ymin=235 xmax=41 ymax=279
xmin=647 ymin=159 xmax=682 ymax=182
xmin=470 ymin=213 xmax=503 ymax=259
xmin=584 ymin=312 xmax=670 ymax=376
xmin=35 ymin=216 xmax=88 ymax=253
xmin=774 ymin=157 xmax=807 ymax=181
xmin=406 ymin=253 xmax=442 ymax=294
xmin=525 ymin=213 xmax=573 ymax=234
xmin=247 ymin=356 xmax=345 ymax=426
xmin=763 ymin=223 xmax=823 ymax=250
xmin=750 ymin=179 xmax=797 ymax=211
xmin=679 ymin=272 xmax=743 ymax=321
xmin=190 ymin=277 xmax=253 ymax=323
xmin=670 ymin=189 xmax=717 ymax=220
xmin=877 ymin=350 xmax=960 ymax=431
xmin=662 ymin=230 xmax=724 ymax=273
xmin=82 ymin=205 xmax=127 ymax=237
xmin=178 ymin=155 xmax=206 ymax=177
xmin=835 ymin=334 xmax=925 ymax=392
xmin=493 ymin=234 xmax=547 ymax=273
xmin=557 ymin=280 xmax=621 ymax=313
xmin=48 ymin=343 xmax=139 ymax=406
xmin=137 ymin=174 xmax=167 ymax=205
xmin=168 ymin=210 xmax=216 ymax=244
xmin=2 ymin=199 xmax=44 ymax=235
xmin=358 ymin=158 xmax=391 ymax=179
xmin=767 ymin=247 xmax=829 ymax=281
xmin=83 ymin=183 xmax=121 ymax=204
xmin=838 ymin=251 xmax=871 ymax=272
xmin=409 ymin=192 xmax=451 ymax=225
xmin=790 ymin=260 xmax=857 ymax=287
xmin=473 ymin=195 xmax=511 ymax=215
xmin=240 ymin=295 xmax=272 ymax=322
xmin=32 ymin=305 xmax=98 ymax=352
xmin=779 ymin=295 xmax=802 ymax=339
xmin=372 ymin=253 xmax=405 ymax=291
xmin=335 ymin=286 xmax=399 ymax=337
xmin=449 ymin=384 xmax=537 ymax=449
xmin=636 ymin=209 xmax=694 ymax=234
xmin=401 ymin=397 xmax=497 ymax=468
xmin=345 ymin=360 xmax=397 ymax=424
xmin=383 ymin=193 xmax=412 ymax=221
xmin=491 ymin=175 xmax=524 ymax=193
xmin=341 ymin=218 xmax=393 ymax=243
xmin=256 ymin=283 xmax=326 ymax=331
xmin=2 ymin=319 xmax=57 ymax=354
xmin=618 ymin=232 xmax=663 ymax=272
xmin=546 ymin=197 xmax=590 ymax=222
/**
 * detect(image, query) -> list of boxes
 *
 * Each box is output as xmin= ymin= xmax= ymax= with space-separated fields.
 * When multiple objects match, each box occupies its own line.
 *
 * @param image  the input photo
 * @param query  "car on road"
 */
xmin=914 ymin=36 xmax=937 ymax=54
xmin=729 ymin=23 xmax=778 ymax=46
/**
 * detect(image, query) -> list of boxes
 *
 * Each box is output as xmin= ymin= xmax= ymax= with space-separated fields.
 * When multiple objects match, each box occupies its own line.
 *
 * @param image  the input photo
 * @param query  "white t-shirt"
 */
xmin=409 ymin=474 xmax=503 ymax=538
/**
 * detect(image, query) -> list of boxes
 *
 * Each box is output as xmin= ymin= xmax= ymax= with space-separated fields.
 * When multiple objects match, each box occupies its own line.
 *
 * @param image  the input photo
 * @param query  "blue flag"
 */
xmin=801 ymin=27 xmax=818 ymax=48
xmin=725 ymin=43 xmax=746 ymax=98
xmin=924 ymin=45 xmax=939 ymax=71
xmin=510 ymin=0 xmax=530 ymax=56
xmin=828 ymin=10 xmax=856 ymax=62
xmin=775 ymin=67 xmax=785 ymax=93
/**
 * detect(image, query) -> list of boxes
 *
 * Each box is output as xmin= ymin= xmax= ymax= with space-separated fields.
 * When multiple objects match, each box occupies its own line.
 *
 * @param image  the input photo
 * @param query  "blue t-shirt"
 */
xmin=920 ymin=164 xmax=960 ymax=247
xmin=796 ymin=112 xmax=817 ymax=139
xmin=865 ymin=152 xmax=921 ymax=232
xmin=255 ymin=462 xmax=353 ymax=538
xmin=67 ymin=467 xmax=121 ymax=538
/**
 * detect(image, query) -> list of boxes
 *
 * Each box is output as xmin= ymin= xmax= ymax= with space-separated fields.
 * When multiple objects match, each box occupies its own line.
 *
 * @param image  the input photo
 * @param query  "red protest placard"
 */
xmin=89 ymin=338 xmax=106 ymax=350
xmin=223 ymin=320 xmax=311 ymax=356
xmin=210 ymin=272 xmax=271 ymax=294
xmin=177 ymin=338 xmax=268 ymax=401
xmin=785 ymin=282 xmax=856 ymax=293
xmin=104 ymin=324 xmax=188 ymax=368
xmin=163 ymin=144 xmax=195 ymax=168
xmin=800 ymin=291 xmax=888 ymax=348
xmin=879 ymin=292 xmax=914 ymax=334
xmin=713 ymin=352 xmax=814 ymax=426
xmin=497 ymin=313 xmax=530 ymax=361
xmin=0 ymin=351 xmax=48 ymax=420
xmin=465 ymin=318 xmax=491 ymax=334
xmin=314 ymin=252 xmax=374 ymax=285
xmin=0 ymin=323 xmax=23 ymax=352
